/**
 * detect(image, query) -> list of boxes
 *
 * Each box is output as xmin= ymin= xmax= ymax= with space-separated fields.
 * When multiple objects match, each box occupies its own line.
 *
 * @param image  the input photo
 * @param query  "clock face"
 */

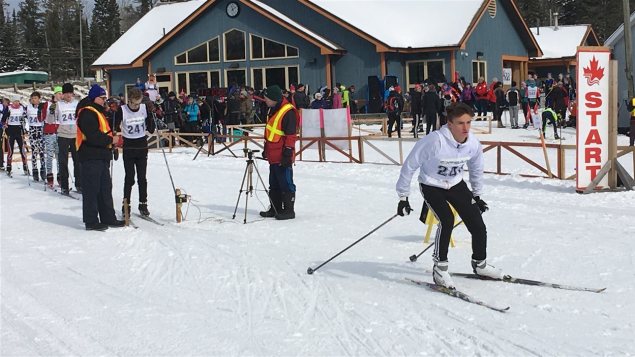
xmin=226 ymin=2 xmax=239 ymax=17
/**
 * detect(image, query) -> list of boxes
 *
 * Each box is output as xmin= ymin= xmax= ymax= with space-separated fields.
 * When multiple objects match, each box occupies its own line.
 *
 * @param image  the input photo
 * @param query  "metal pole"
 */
xmin=623 ymin=0 xmax=634 ymax=99
xmin=79 ymin=1 xmax=84 ymax=81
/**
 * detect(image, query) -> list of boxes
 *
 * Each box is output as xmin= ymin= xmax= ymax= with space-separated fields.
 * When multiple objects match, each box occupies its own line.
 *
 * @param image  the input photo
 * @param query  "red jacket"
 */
xmin=475 ymin=82 xmax=488 ymax=100
xmin=487 ymin=81 xmax=498 ymax=103
xmin=42 ymin=101 xmax=59 ymax=134
xmin=264 ymin=98 xmax=298 ymax=164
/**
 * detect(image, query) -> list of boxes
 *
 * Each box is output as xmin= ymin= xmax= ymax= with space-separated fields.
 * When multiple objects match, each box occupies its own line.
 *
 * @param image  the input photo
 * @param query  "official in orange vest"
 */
xmin=76 ymin=84 xmax=123 ymax=231
xmin=259 ymin=85 xmax=298 ymax=220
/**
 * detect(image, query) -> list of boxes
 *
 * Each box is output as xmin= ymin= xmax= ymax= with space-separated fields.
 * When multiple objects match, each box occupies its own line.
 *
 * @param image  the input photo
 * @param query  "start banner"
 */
xmin=576 ymin=47 xmax=610 ymax=190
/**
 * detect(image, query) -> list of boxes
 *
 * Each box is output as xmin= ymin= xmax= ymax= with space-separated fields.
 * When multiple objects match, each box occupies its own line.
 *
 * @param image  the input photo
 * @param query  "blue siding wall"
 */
xmin=261 ymin=0 xmax=382 ymax=93
xmin=109 ymin=67 xmax=148 ymax=99
xmin=460 ymin=0 xmax=529 ymax=83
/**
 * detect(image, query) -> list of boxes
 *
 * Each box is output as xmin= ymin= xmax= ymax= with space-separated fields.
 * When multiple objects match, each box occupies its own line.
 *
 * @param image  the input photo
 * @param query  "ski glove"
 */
xmin=397 ymin=197 xmax=412 ymax=216
xmin=474 ymin=196 xmax=488 ymax=213
xmin=281 ymin=147 xmax=293 ymax=167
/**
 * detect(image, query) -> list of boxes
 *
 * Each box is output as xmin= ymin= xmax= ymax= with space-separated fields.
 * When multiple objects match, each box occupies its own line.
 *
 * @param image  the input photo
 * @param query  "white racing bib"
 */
xmin=58 ymin=100 xmax=78 ymax=126
xmin=7 ymin=106 xmax=24 ymax=126
xmin=527 ymin=86 xmax=538 ymax=99
xmin=121 ymin=104 xmax=148 ymax=139
xmin=27 ymin=104 xmax=43 ymax=127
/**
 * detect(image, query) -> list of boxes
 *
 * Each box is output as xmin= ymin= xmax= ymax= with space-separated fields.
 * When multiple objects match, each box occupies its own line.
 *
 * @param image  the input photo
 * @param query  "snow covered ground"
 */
xmin=1 ymin=126 xmax=635 ymax=356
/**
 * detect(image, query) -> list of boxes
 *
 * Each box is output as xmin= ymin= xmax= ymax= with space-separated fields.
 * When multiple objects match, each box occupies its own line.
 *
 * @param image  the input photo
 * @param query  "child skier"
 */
xmin=2 ymin=96 xmax=28 ymax=176
xmin=26 ymin=92 xmax=46 ymax=181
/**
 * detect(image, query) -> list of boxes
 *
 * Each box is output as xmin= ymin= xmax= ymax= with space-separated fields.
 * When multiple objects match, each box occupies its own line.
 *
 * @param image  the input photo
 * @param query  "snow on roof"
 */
xmin=250 ymin=0 xmax=342 ymax=51
xmin=530 ymin=25 xmax=589 ymax=59
xmin=93 ymin=0 xmax=207 ymax=66
xmin=307 ymin=0 xmax=484 ymax=48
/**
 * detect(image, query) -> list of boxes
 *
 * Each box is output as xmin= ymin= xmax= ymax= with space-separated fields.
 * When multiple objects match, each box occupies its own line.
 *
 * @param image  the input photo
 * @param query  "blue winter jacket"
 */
xmin=183 ymin=103 xmax=199 ymax=123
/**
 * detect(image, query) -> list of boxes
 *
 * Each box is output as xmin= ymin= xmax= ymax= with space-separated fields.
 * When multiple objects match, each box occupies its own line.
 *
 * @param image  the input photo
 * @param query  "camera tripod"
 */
xmin=232 ymin=149 xmax=271 ymax=223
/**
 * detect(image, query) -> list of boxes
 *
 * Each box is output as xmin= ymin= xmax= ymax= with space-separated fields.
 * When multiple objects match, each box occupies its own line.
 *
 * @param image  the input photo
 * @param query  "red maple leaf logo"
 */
xmin=583 ymin=56 xmax=604 ymax=86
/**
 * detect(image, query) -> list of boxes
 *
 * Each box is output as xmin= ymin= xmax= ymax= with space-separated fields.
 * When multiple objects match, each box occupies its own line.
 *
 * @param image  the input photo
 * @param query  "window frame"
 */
xmin=250 ymin=64 xmax=300 ymax=90
xmin=404 ymin=59 xmax=446 ymax=89
xmin=174 ymin=70 xmax=222 ymax=94
xmin=249 ymin=33 xmax=299 ymax=61
xmin=472 ymin=60 xmax=488 ymax=84
xmin=223 ymin=28 xmax=247 ymax=62
xmin=174 ymin=36 xmax=221 ymax=65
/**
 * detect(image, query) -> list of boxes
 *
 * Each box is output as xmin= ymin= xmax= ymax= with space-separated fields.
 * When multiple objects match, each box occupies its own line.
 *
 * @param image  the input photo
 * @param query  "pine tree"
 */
xmin=18 ymin=0 xmax=44 ymax=71
xmin=92 ymin=0 xmax=121 ymax=49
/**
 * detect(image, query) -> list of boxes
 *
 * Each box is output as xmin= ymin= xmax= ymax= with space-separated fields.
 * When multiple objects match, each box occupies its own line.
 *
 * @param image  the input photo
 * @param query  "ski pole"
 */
xmin=408 ymin=220 xmax=463 ymax=262
xmin=307 ymin=213 xmax=398 ymax=275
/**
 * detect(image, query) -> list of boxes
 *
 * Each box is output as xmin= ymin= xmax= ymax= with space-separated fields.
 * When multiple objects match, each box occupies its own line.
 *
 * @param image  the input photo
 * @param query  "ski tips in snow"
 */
xmin=405 ymin=277 xmax=510 ymax=313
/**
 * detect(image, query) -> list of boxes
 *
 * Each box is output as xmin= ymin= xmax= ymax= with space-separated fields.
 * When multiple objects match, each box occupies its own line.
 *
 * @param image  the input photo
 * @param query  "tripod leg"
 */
xmin=244 ymin=168 xmax=251 ymax=224
xmin=232 ymin=163 xmax=249 ymax=219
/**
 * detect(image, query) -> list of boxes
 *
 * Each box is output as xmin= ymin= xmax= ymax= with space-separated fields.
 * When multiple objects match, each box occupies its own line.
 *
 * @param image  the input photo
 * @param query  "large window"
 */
xmin=251 ymin=65 xmax=299 ymax=90
xmin=225 ymin=69 xmax=247 ymax=87
xmin=472 ymin=61 xmax=487 ymax=84
xmin=175 ymin=37 xmax=220 ymax=65
xmin=406 ymin=60 xmax=445 ymax=88
xmin=224 ymin=29 xmax=246 ymax=61
xmin=176 ymin=71 xmax=221 ymax=94
xmin=250 ymin=34 xmax=299 ymax=60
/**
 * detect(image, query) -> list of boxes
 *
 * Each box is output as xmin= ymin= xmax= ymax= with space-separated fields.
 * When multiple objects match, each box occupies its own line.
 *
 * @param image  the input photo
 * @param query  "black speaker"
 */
xmin=384 ymin=75 xmax=398 ymax=89
xmin=368 ymin=75 xmax=383 ymax=113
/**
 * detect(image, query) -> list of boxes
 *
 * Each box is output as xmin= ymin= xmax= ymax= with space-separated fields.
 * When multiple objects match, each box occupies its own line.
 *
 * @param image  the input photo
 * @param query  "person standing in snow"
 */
xmin=25 ymin=92 xmax=46 ymax=181
xmin=0 ymin=97 xmax=7 ymax=170
xmin=395 ymin=102 xmax=502 ymax=289
xmin=259 ymin=85 xmax=298 ymax=220
xmin=505 ymin=82 xmax=520 ymax=129
xmin=56 ymin=83 xmax=81 ymax=194
xmin=76 ymin=85 xmax=123 ymax=231
xmin=2 ymin=96 xmax=28 ymax=176
xmin=145 ymin=74 xmax=160 ymax=102
xmin=115 ymin=88 xmax=156 ymax=217
xmin=43 ymin=87 xmax=62 ymax=187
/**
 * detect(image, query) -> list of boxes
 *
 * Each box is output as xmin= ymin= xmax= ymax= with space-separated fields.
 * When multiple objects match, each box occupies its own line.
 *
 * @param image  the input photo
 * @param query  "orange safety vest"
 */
xmin=265 ymin=103 xmax=294 ymax=142
xmin=75 ymin=106 xmax=113 ymax=151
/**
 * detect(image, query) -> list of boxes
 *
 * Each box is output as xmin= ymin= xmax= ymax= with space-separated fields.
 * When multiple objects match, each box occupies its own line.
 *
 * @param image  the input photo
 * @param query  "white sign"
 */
xmin=576 ymin=48 xmax=610 ymax=190
xmin=502 ymin=68 xmax=512 ymax=85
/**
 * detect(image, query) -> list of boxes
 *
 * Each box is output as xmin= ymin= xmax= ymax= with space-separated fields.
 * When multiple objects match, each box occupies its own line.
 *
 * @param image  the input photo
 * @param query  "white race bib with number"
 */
xmin=8 ymin=106 xmax=24 ymax=126
xmin=122 ymin=104 xmax=148 ymax=139
xmin=527 ymin=86 xmax=538 ymax=99
xmin=27 ymin=104 xmax=43 ymax=127
xmin=58 ymin=100 xmax=78 ymax=126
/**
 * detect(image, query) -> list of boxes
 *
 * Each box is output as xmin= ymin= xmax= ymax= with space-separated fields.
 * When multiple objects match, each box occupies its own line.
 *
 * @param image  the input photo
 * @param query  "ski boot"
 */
xmin=6 ymin=166 xmax=12 ymax=177
xmin=139 ymin=202 xmax=150 ymax=217
xmin=260 ymin=191 xmax=282 ymax=218
xmin=471 ymin=259 xmax=504 ymax=280
xmin=0 ymin=165 xmax=4 ymax=171
xmin=554 ymin=133 xmax=560 ymax=140
xmin=122 ymin=200 xmax=131 ymax=217
xmin=46 ymin=173 xmax=54 ymax=189
xmin=23 ymin=164 xmax=30 ymax=176
xmin=275 ymin=192 xmax=295 ymax=220
xmin=433 ymin=260 xmax=455 ymax=289
xmin=40 ymin=168 xmax=46 ymax=182
xmin=32 ymin=169 xmax=40 ymax=182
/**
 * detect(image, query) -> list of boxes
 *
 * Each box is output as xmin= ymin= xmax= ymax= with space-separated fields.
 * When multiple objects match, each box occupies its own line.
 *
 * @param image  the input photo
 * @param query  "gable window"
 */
xmin=224 ymin=29 xmax=246 ymax=61
xmin=472 ymin=61 xmax=487 ymax=84
xmin=250 ymin=34 xmax=299 ymax=60
xmin=251 ymin=65 xmax=300 ymax=90
xmin=175 ymin=37 xmax=220 ymax=65
xmin=406 ymin=60 xmax=445 ymax=88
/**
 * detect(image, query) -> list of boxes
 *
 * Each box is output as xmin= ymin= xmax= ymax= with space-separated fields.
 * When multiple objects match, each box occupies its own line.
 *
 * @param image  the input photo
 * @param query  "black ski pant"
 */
xmin=631 ymin=118 xmax=635 ymax=146
xmin=123 ymin=148 xmax=149 ymax=204
xmin=420 ymin=181 xmax=487 ymax=263
xmin=58 ymin=136 xmax=81 ymax=190
xmin=80 ymin=159 xmax=117 ymax=225
xmin=5 ymin=126 xmax=27 ymax=169
xmin=387 ymin=112 xmax=401 ymax=138
xmin=425 ymin=112 xmax=437 ymax=134
xmin=0 ymin=127 xmax=4 ymax=167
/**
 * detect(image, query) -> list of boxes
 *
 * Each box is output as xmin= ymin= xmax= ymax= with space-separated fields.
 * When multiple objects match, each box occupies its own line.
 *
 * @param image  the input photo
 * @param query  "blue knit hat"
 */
xmin=88 ymin=84 xmax=107 ymax=99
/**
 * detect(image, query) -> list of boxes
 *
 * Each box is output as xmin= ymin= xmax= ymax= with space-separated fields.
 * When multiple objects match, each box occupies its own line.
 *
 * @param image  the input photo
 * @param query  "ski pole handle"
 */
xmin=307 ymin=213 xmax=399 ymax=275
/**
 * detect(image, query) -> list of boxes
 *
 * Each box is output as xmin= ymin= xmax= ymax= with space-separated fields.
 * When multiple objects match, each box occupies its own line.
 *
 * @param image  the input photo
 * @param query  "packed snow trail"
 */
xmin=1 ymin=146 xmax=634 ymax=355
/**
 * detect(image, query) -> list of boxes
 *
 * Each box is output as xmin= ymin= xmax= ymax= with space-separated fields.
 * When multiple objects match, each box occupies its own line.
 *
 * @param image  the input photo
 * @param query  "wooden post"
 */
xmin=175 ymin=188 xmax=182 ymax=223
xmin=539 ymin=132 xmax=553 ymax=178
xmin=608 ymin=60 xmax=618 ymax=189
xmin=123 ymin=198 xmax=130 ymax=227
xmin=358 ymin=137 xmax=364 ymax=163
xmin=496 ymin=144 xmax=502 ymax=175
xmin=169 ymin=132 xmax=173 ymax=153
xmin=398 ymin=139 xmax=403 ymax=165
xmin=558 ymin=145 xmax=566 ymax=180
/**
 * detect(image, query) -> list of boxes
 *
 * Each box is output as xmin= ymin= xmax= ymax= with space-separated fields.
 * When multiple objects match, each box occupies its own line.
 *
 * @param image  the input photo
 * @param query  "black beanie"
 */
xmin=62 ymin=83 xmax=74 ymax=94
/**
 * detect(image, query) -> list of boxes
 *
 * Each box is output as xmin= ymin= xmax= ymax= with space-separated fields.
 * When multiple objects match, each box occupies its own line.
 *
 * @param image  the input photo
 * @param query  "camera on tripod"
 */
xmin=243 ymin=148 xmax=260 ymax=160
